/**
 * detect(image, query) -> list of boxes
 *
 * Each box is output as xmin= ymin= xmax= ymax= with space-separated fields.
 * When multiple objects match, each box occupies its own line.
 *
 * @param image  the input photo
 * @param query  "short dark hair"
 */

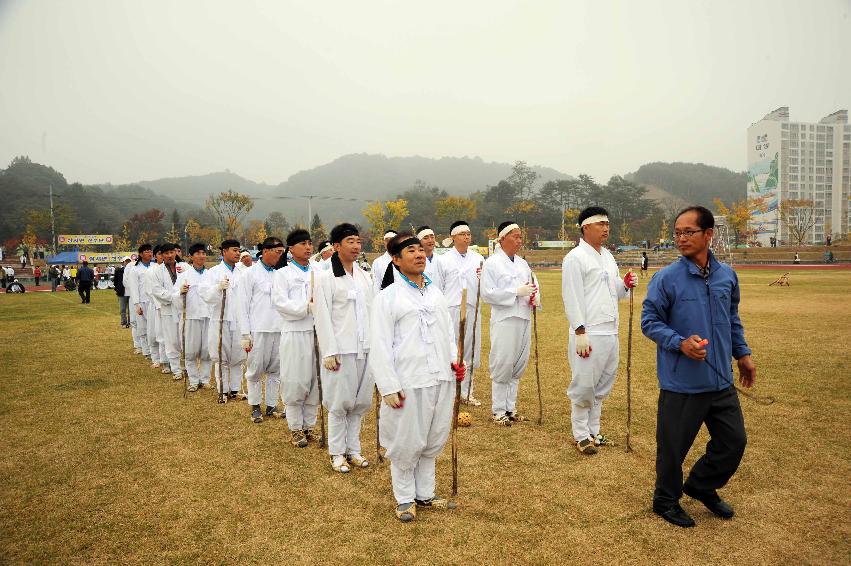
xmin=577 ymin=206 xmax=609 ymax=234
xmin=160 ymin=242 xmax=176 ymax=253
xmin=387 ymin=232 xmax=420 ymax=258
xmin=330 ymin=223 xmax=359 ymax=244
xmin=188 ymin=243 xmax=206 ymax=255
xmin=138 ymin=244 xmax=152 ymax=254
xmin=261 ymin=236 xmax=285 ymax=249
xmin=676 ymin=206 xmax=715 ymax=230
xmin=220 ymin=239 xmax=241 ymax=250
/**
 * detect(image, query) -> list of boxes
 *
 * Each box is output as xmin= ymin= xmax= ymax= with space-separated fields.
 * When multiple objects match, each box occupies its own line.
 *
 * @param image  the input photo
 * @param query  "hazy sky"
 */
xmin=1 ymin=0 xmax=849 ymax=186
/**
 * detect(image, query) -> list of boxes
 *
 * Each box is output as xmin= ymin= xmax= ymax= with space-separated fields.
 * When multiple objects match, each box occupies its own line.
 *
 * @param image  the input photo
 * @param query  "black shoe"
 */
xmin=265 ymin=406 xmax=276 ymax=418
xmin=251 ymin=405 xmax=263 ymax=423
xmin=653 ymin=503 xmax=695 ymax=528
xmin=228 ymin=392 xmax=238 ymax=400
xmin=682 ymin=485 xmax=735 ymax=519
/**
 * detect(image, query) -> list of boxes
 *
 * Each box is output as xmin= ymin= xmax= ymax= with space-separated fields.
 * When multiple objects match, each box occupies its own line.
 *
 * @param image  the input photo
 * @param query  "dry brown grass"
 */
xmin=1 ymin=270 xmax=849 ymax=565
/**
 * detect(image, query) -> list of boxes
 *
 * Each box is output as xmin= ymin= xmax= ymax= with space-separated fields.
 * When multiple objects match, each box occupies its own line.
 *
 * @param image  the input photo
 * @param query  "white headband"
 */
xmin=319 ymin=242 xmax=333 ymax=254
xmin=498 ymin=223 xmax=520 ymax=240
xmin=416 ymin=228 xmax=435 ymax=240
xmin=383 ymin=231 xmax=397 ymax=240
xmin=450 ymin=224 xmax=470 ymax=236
xmin=579 ymin=214 xmax=609 ymax=227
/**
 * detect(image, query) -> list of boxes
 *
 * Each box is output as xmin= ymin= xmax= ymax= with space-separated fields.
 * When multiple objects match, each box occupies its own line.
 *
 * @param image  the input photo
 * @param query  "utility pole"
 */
xmin=49 ymin=183 xmax=57 ymax=254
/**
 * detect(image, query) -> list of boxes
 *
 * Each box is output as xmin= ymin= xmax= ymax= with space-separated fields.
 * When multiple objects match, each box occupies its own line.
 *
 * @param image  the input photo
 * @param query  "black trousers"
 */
xmin=654 ymin=386 xmax=746 ymax=508
xmin=78 ymin=281 xmax=92 ymax=303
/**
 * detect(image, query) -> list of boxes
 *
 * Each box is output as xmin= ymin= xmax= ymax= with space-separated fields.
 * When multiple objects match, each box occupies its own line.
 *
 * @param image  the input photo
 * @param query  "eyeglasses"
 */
xmin=673 ymin=229 xmax=705 ymax=239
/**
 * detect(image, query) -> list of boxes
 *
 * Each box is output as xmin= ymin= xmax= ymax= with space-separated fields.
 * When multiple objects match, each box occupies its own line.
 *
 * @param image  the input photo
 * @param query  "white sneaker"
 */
xmin=133 ymin=348 xmax=142 ymax=355
xmin=161 ymin=367 xmax=171 ymax=374
xmin=464 ymin=396 xmax=482 ymax=407
xmin=151 ymin=362 xmax=161 ymax=369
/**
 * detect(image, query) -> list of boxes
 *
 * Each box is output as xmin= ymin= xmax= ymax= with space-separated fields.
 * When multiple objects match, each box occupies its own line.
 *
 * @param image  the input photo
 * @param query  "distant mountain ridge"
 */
xmin=626 ymin=162 xmax=747 ymax=207
xmin=274 ymin=153 xmax=571 ymax=200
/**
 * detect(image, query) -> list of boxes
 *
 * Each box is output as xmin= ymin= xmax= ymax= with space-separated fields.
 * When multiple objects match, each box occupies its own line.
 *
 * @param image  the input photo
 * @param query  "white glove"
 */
xmin=575 ymin=333 xmax=592 ymax=358
xmin=383 ymin=391 xmax=405 ymax=408
xmin=516 ymin=283 xmax=535 ymax=297
xmin=240 ymin=335 xmax=252 ymax=352
xmin=180 ymin=282 xmax=190 ymax=295
xmin=217 ymin=278 xmax=229 ymax=291
xmin=323 ymin=355 xmax=341 ymax=371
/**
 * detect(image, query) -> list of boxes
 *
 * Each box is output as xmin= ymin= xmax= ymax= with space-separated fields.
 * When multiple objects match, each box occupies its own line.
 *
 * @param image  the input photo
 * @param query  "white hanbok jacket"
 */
xmin=437 ymin=247 xmax=485 ymax=309
xmin=369 ymin=279 xmax=457 ymax=396
xmin=172 ymin=266 xmax=211 ymax=320
xmin=198 ymin=262 xmax=242 ymax=323
xmin=313 ymin=262 xmax=374 ymax=359
xmin=237 ymin=260 xmax=283 ymax=335
xmin=480 ymin=248 xmax=540 ymax=323
xmin=561 ymin=238 xmax=628 ymax=334
xmin=272 ymin=261 xmax=314 ymax=332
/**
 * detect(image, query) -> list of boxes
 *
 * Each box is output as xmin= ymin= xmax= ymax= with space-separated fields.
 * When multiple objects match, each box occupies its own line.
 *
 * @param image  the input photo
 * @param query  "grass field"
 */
xmin=1 ymin=269 xmax=849 ymax=565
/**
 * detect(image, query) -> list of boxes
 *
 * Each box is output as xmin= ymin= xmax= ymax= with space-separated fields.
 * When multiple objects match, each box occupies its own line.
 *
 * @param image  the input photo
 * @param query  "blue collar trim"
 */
xmin=399 ymin=271 xmax=431 ymax=289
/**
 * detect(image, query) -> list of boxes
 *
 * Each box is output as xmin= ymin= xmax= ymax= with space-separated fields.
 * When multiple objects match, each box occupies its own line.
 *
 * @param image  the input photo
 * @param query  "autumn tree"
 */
xmin=362 ymin=199 xmax=409 ymax=251
xmin=435 ymin=196 xmax=477 ymax=228
xmin=127 ymin=208 xmax=165 ymax=245
xmin=113 ymin=224 xmax=132 ymax=252
xmin=310 ymin=213 xmax=327 ymax=243
xmin=714 ymin=197 xmax=767 ymax=245
xmin=205 ymin=190 xmax=253 ymax=238
xmin=507 ymin=160 xmax=539 ymax=201
xmin=242 ymin=219 xmax=267 ymax=247
xmin=264 ymin=211 xmax=289 ymax=238
xmin=779 ymin=199 xmax=817 ymax=247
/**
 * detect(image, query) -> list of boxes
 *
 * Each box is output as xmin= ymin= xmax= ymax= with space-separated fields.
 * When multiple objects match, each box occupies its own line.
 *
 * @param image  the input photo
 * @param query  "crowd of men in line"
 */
xmin=116 ymin=205 xmax=756 ymax=526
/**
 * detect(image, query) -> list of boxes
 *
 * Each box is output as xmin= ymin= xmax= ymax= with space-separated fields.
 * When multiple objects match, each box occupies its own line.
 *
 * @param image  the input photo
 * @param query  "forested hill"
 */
xmin=626 ymin=162 xmax=747 ymax=206
xmin=0 ymin=157 xmax=191 ymax=242
xmin=137 ymin=171 xmax=271 ymax=202
xmin=275 ymin=153 xmax=571 ymax=200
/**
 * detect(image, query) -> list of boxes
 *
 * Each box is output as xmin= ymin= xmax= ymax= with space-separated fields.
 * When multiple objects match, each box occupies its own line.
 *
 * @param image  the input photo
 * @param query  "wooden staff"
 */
xmin=451 ymin=287 xmax=468 ymax=497
xmin=310 ymin=270 xmax=326 ymax=448
xmin=626 ymin=271 xmax=634 ymax=452
xmin=181 ymin=292 xmax=188 ymax=399
xmin=374 ymin=386 xmax=383 ymax=463
xmin=217 ymin=287 xmax=227 ymax=404
xmin=465 ymin=261 xmax=484 ymax=405
xmin=531 ymin=272 xmax=543 ymax=425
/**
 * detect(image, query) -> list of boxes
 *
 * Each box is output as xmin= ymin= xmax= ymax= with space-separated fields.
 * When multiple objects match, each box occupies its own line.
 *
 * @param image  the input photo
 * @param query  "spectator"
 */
xmin=640 ymin=251 xmax=649 ymax=277
xmin=0 ymin=266 xmax=6 ymax=288
xmin=49 ymin=265 xmax=60 ymax=292
xmin=793 ymin=253 xmax=800 ymax=265
xmin=20 ymin=254 xmax=27 ymax=269
xmin=114 ymin=257 xmax=131 ymax=327
xmin=33 ymin=265 xmax=42 ymax=286
xmin=6 ymin=278 xmax=25 ymax=293
xmin=70 ymin=265 xmax=77 ymax=280
xmin=826 ymin=234 xmax=832 ymax=246
xmin=77 ymin=261 xmax=95 ymax=304
xmin=62 ymin=265 xmax=70 ymax=284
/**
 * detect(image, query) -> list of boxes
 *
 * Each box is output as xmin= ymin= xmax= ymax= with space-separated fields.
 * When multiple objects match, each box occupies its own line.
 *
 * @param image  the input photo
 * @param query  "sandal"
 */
xmin=492 ymin=414 xmax=512 ymax=427
xmin=576 ymin=438 xmax=598 ymax=455
xmin=330 ymin=455 xmax=350 ymax=473
xmin=395 ymin=502 xmax=416 ymax=523
xmin=415 ymin=496 xmax=457 ymax=510
xmin=346 ymin=453 xmax=369 ymax=468
xmin=592 ymin=434 xmax=615 ymax=447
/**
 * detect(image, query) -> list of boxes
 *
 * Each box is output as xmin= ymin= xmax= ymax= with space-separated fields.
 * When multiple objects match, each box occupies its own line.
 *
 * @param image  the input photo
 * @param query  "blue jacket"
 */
xmin=641 ymin=252 xmax=751 ymax=394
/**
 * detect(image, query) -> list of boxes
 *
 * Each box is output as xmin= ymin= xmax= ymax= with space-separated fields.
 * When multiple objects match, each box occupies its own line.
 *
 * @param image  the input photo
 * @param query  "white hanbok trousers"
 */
xmin=136 ymin=303 xmax=150 ymax=356
xmin=245 ymin=331 xmax=281 ymax=408
xmin=208 ymin=319 xmax=245 ymax=393
xmin=380 ymin=381 xmax=454 ymax=504
xmin=280 ymin=330 xmax=319 ymax=431
xmin=129 ymin=306 xmax=141 ymax=349
xmin=489 ymin=317 xmax=531 ymax=415
xmin=566 ymin=333 xmax=619 ymax=442
xmin=146 ymin=306 xmax=160 ymax=363
xmin=160 ymin=312 xmax=181 ymax=375
xmin=182 ymin=318 xmax=211 ymax=387
xmin=321 ymin=354 xmax=373 ymax=457
xmin=448 ymin=305 xmax=482 ymax=399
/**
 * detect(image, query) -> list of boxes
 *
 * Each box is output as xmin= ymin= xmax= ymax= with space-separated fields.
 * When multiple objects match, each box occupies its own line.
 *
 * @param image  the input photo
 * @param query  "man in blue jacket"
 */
xmin=641 ymin=206 xmax=756 ymax=528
